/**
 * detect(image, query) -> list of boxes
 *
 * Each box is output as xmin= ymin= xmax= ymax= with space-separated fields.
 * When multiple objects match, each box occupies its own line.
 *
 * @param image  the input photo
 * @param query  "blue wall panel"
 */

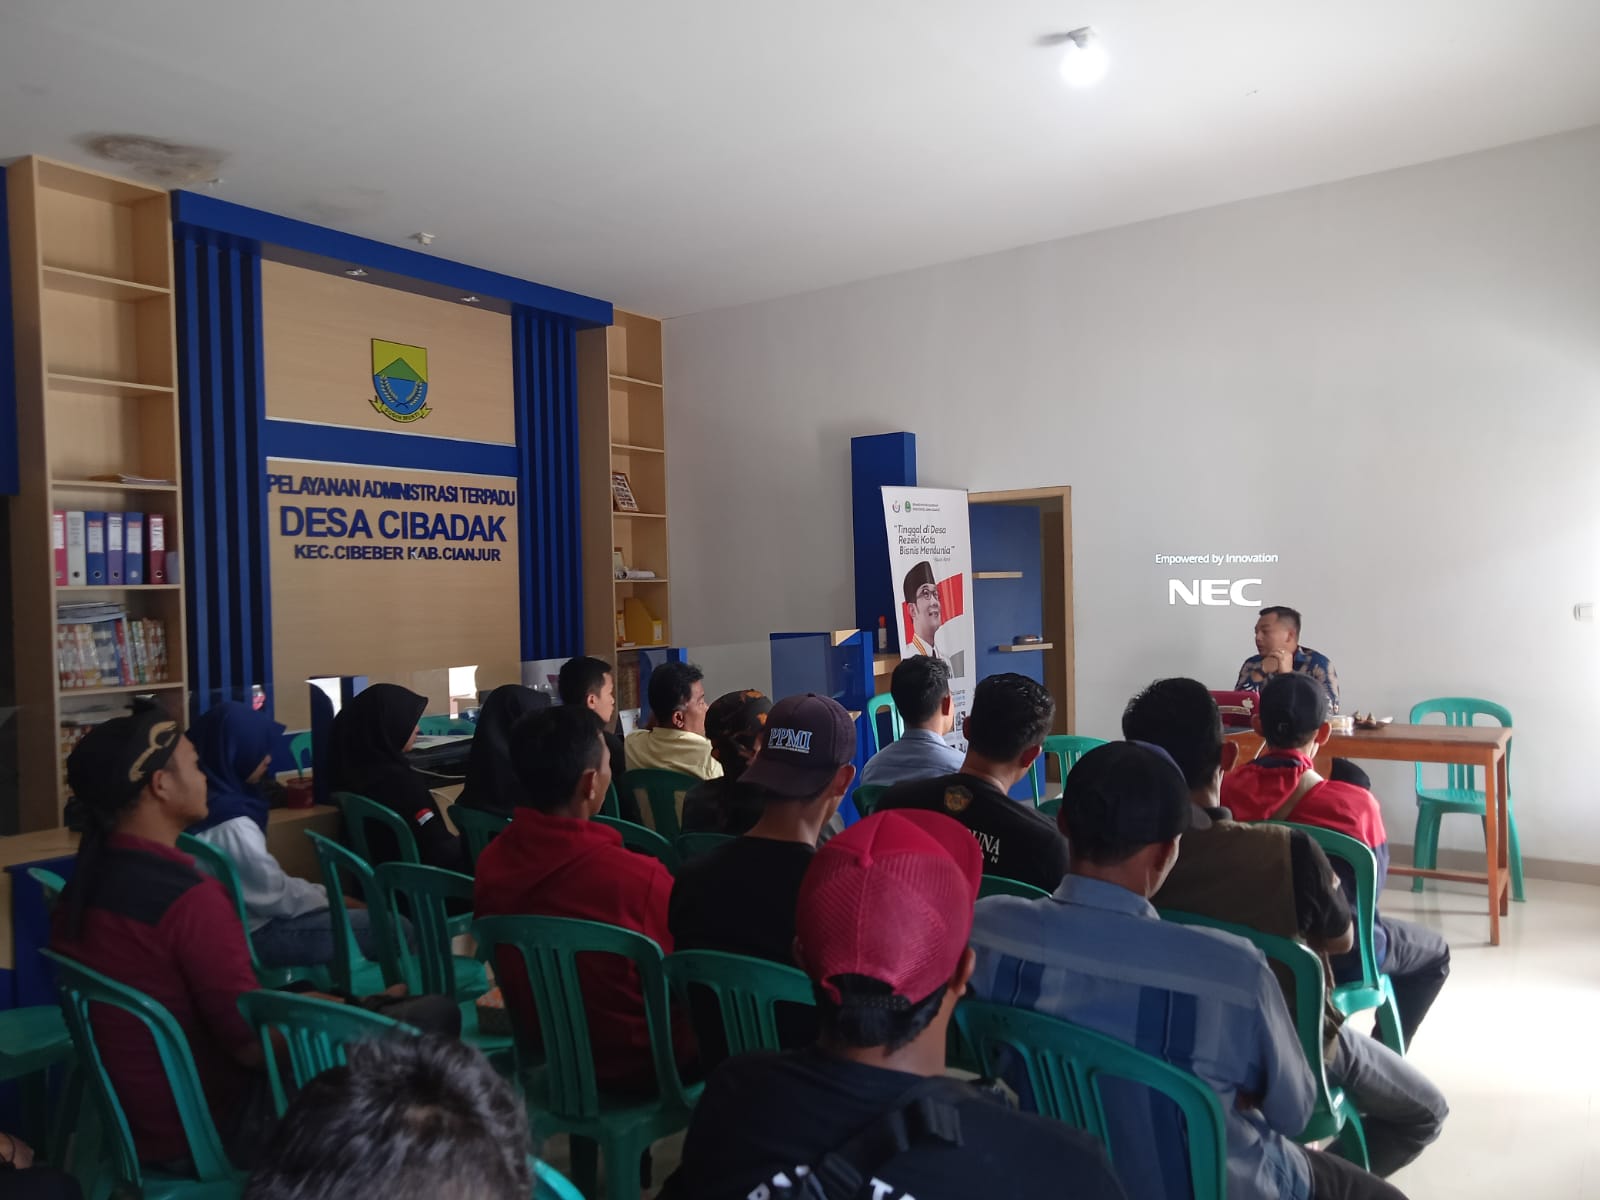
xmin=850 ymin=433 xmax=918 ymax=634
xmin=513 ymin=308 xmax=584 ymax=660
xmin=175 ymin=228 xmax=272 ymax=715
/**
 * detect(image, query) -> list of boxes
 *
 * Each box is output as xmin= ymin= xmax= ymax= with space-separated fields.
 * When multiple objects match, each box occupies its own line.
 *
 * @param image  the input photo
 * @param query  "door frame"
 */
xmin=968 ymin=486 xmax=1075 ymax=735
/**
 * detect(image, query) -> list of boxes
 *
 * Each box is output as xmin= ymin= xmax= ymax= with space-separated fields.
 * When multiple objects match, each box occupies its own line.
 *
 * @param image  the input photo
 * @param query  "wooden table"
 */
xmin=1228 ymin=725 xmax=1514 ymax=945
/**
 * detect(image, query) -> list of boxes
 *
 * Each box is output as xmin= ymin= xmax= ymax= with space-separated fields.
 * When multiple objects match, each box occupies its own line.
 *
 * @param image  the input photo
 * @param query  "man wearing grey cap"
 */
xmin=970 ymin=741 xmax=1406 ymax=1200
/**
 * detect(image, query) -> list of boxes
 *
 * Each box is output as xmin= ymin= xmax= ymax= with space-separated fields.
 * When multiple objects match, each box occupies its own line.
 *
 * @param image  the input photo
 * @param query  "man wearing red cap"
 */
xmin=661 ymin=810 xmax=1126 ymax=1200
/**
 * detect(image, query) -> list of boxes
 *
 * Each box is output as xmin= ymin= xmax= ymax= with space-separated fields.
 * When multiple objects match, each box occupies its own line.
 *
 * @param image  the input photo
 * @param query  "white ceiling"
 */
xmin=3 ymin=1 xmax=1600 ymax=317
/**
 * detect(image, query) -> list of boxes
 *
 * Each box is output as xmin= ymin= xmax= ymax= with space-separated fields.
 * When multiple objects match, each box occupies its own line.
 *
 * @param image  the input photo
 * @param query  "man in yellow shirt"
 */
xmin=623 ymin=660 xmax=724 ymax=780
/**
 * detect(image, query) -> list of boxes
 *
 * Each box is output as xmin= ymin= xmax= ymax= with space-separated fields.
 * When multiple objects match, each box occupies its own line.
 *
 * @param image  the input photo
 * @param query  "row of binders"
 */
xmin=53 ymin=510 xmax=178 ymax=587
xmin=57 ymin=602 xmax=171 ymax=690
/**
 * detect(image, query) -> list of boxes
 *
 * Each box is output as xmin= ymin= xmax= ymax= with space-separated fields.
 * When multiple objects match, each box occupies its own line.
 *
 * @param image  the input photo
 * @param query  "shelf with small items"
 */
xmin=994 ymin=642 xmax=1054 ymax=653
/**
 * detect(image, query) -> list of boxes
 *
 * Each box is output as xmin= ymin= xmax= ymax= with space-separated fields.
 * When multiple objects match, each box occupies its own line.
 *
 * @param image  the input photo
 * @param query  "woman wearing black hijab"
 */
xmin=327 ymin=683 xmax=466 ymax=872
xmin=456 ymin=684 xmax=549 ymax=817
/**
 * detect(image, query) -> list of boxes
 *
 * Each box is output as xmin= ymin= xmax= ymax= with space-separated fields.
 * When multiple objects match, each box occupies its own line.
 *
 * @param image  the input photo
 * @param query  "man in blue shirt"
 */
xmin=1236 ymin=605 xmax=1340 ymax=711
xmin=858 ymin=656 xmax=964 ymax=789
xmin=970 ymin=741 xmax=1404 ymax=1200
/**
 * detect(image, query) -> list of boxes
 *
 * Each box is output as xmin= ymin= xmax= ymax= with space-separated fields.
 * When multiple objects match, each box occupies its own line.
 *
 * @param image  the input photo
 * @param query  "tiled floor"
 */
xmin=560 ymin=876 xmax=1600 ymax=1198
xmin=1380 ymin=877 xmax=1600 ymax=1199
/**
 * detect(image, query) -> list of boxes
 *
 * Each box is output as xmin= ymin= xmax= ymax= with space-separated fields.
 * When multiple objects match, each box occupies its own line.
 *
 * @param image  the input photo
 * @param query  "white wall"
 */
xmin=664 ymin=126 xmax=1600 ymax=867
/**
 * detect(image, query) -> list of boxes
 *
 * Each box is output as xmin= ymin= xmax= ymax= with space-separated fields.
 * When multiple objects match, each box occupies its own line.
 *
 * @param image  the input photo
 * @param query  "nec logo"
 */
xmin=1168 ymin=578 xmax=1263 ymax=606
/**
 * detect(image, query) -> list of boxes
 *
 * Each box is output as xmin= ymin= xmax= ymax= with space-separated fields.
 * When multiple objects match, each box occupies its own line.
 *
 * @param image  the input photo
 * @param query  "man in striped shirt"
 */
xmin=970 ymin=741 xmax=1405 ymax=1200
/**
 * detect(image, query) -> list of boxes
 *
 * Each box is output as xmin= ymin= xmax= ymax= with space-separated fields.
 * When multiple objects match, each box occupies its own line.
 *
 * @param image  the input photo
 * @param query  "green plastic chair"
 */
xmin=618 ymin=769 xmax=698 ymax=841
xmin=0 ymin=1004 xmax=76 ymax=1165
xmin=978 ymin=874 xmax=1050 ymax=900
xmin=472 ymin=915 xmax=702 ymax=1200
xmin=372 ymin=863 xmax=495 ymax=1010
xmin=863 ymin=692 xmax=904 ymax=756
xmin=178 ymin=833 xmax=324 ymax=990
xmin=594 ymin=814 xmax=681 ymax=874
xmin=41 ymin=949 xmax=245 ymax=1200
xmin=451 ymin=804 xmax=511 ymax=871
xmin=957 ymin=1000 xmax=1228 ymax=1200
xmin=1409 ymin=697 xmax=1523 ymax=902
xmin=852 ymin=784 xmax=888 ymax=817
xmin=335 ymin=790 xmax=421 ymax=866
xmin=28 ymin=865 xmax=67 ymax=902
xmin=305 ymin=831 xmax=405 ymax=995
xmin=288 ymin=730 xmax=313 ymax=775
xmin=663 ymin=949 xmax=815 ymax=1057
xmin=235 ymin=992 xmax=406 ymax=1103
xmin=674 ymin=831 xmax=735 ymax=863
xmin=1268 ymin=821 xmax=1406 ymax=1056
xmin=1159 ymin=910 xmax=1369 ymax=1165
xmin=418 ymin=715 xmax=478 ymax=736
xmin=1040 ymin=734 xmax=1107 ymax=804
xmin=236 ymin=989 xmax=419 ymax=1116
xmin=599 ymin=782 xmax=620 ymax=819
xmin=532 ymin=1157 xmax=586 ymax=1200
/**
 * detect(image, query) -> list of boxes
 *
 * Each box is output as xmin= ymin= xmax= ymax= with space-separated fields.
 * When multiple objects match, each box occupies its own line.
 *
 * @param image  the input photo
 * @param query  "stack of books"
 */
xmin=57 ymin=602 xmax=170 ymax=689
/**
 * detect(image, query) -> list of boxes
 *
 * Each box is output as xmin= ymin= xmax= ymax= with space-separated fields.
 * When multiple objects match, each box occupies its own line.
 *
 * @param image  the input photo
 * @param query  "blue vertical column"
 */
xmin=174 ymin=226 xmax=271 ymax=715
xmin=512 ymin=308 xmax=583 ymax=660
xmin=850 ymin=432 xmax=918 ymax=633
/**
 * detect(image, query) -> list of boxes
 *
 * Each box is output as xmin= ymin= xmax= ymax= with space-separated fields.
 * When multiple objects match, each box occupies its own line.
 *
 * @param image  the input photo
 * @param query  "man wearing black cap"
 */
xmin=669 ymin=693 xmax=856 ymax=1063
xmin=679 ymin=689 xmax=773 ymax=835
xmin=902 ymin=561 xmax=942 ymax=658
xmin=970 ymin=741 xmax=1407 ymax=1200
xmin=51 ymin=704 xmax=272 ymax=1168
xmin=1223 ymin=674 xmax=1452 ymax=1047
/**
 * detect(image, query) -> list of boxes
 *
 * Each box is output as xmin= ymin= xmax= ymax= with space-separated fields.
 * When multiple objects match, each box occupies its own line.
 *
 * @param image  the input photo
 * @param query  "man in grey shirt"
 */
xmin=859 ymin=656 xmax=965 ymax=788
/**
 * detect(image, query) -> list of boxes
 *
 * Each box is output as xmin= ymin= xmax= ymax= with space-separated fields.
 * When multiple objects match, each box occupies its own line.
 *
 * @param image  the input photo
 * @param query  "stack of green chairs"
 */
xmin=956 ymin=1000 xmax=1228 ymax=1200
xmin=42 ymin=950 xmax=245 ymax=1199
xmin=472 ymin=916 xmax=701 ymax=1200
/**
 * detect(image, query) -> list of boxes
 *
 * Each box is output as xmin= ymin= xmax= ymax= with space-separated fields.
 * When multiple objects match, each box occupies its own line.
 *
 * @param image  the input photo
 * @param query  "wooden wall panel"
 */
xmin=266 ymin=459 xmax=520 ymax=728
xmin=261 ymin=260 xmax=514 ymax=444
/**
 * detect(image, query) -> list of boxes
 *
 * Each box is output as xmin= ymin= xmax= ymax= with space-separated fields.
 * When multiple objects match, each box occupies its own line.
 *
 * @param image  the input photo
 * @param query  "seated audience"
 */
xmin=557 ymin=655 xmax=627 ymax=797
xmin=188 ymin=701 xmax=385 ymax=970
xmin=1236 ymin=605 xmax=1340 ymax=710
xmin=474 ymin=705 xmax=693 ymax=1092
xmin=858 ymin=656 xmax=964 ymax=789
xmin=327 ymin=683 xmax=466 ymax=872
xmin=623 ymin=660 xmax=722 ymax=780
xmin=970 ymin=741 xmax=1406 ymax=1200
xmin=661 ymin=810 xmax=1126 ymax=1200
xmin=680 ymin=689 xmax=772 ymax=834
xmin=1223 ymin=674 xmax=1451 ymax=1045
xmin=1128 ymin=678 xmax=1448 ymax=1178
xmin=51 ymin=705 xmax=273 ymax=1167
xmin=244 ymin=1036 xmax=530 ymax=1200
xmin=878 ymin=672 xmax=1069 ymax=892
xmin=456 ymin=684 xmax=549 ymax=818
xmin=669 ymin=693 xmax=855 ymax=1059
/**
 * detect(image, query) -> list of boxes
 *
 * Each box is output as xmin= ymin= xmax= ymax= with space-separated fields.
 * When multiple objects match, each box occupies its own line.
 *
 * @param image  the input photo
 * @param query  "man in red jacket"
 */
xmin=474 ymin=704 xmax=694 ymax=1093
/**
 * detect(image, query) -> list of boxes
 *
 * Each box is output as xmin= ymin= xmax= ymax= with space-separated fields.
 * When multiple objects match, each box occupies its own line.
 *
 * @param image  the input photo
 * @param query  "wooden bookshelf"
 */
xmin=6 ymin=157 xmax=189 ymax=831
xmin=577 ymin=311 xmax=672 ymax=679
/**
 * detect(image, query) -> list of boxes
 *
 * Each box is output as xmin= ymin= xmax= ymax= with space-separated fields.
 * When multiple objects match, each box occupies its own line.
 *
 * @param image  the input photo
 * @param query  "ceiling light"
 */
xmin=1058 ymin=27 xmax=1108 ymax=88
xmin=460 ymin=295 xmax=480 ymax=304
xmin=344 ymin=268 xmax=368 ymax=278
